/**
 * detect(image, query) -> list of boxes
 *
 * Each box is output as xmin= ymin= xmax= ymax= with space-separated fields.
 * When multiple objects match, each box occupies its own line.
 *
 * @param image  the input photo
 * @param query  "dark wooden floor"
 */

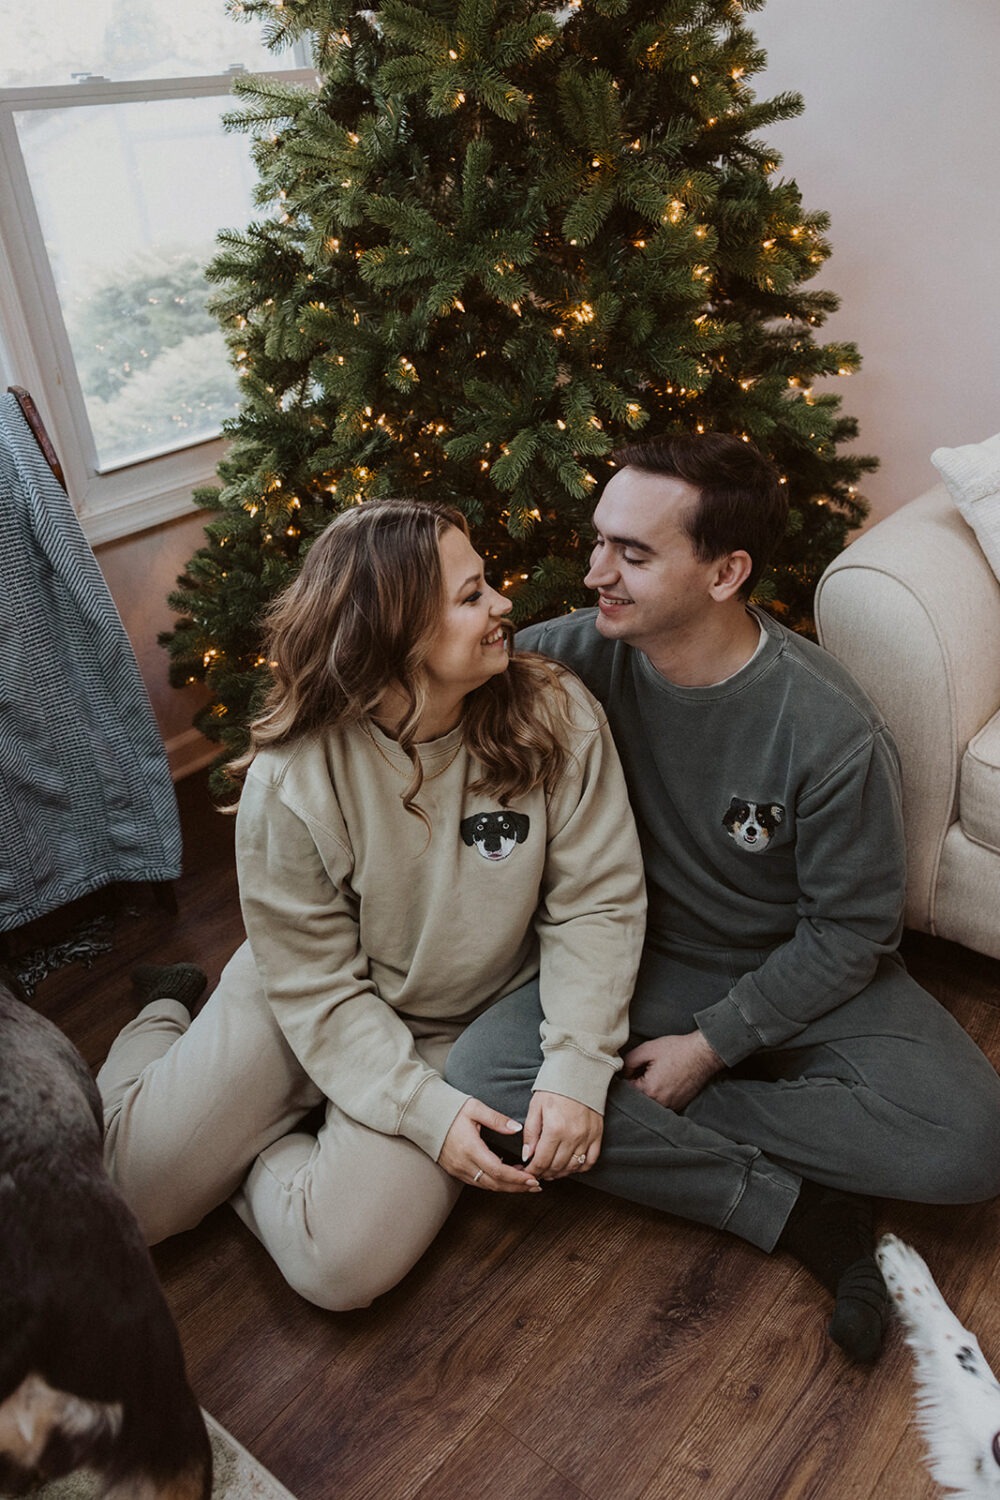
xmin=9 ymin=772 xmax=1000 ymax=1500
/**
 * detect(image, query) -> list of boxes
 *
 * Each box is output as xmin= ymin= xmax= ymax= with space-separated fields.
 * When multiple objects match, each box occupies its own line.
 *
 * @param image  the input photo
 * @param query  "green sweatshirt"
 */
xmin=235 ymin=671 xmax=646 ymax=1160
xmin=517 ymin=607 xmax=906 ymax=1067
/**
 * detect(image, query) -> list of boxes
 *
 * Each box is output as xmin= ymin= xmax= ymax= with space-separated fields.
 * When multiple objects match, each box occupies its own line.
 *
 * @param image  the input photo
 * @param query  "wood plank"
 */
xmin=412 ymin=1415 xmax=586 ymax=1500
xmin=253 ymin=1192 xmax=645 ymax=1500
xmin=486 ymin=1214 xmax=804 ymax=1500
xmin=656 ymin=1311 xmax=918 ymax=1500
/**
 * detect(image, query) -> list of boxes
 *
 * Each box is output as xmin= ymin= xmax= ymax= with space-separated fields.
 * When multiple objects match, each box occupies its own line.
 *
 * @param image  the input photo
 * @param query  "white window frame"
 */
xmin=0 ymin=63 xmax=315 ymax=544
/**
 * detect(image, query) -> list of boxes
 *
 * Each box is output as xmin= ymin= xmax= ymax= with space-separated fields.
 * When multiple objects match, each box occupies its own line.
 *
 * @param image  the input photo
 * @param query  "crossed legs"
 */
xmin=445 ymin=954 xmax=1000 ymax=1356
xmin=447 ymin=954 xmax=1000 ymax=1233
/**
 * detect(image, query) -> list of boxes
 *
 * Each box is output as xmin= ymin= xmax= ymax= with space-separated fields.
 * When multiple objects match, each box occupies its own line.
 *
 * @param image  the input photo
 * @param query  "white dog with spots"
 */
xmin=877 ymin=1233 xmax=1000 ymax=1498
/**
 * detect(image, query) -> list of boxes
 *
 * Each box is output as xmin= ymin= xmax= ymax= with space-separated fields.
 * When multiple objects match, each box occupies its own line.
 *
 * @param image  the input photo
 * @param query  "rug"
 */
xmin=7 ymin=913 xmax=115 ymax=1000
xmin=22 ymin=1412 xmax=297 ymax=1500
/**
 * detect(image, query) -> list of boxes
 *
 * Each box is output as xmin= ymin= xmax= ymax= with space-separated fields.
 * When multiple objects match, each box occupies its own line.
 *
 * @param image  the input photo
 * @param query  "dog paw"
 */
xmin=876 ymin=1234 xmax=970 ymax=1351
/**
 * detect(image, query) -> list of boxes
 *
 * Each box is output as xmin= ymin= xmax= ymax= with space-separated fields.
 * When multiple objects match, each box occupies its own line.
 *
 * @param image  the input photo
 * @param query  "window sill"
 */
xmin=79 ymin=437 xmax=225 ymax=544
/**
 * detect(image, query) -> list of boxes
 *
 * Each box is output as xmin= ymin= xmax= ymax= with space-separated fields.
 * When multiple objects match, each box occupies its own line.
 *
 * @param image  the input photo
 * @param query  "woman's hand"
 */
xmin=522 ymin=1091 xmax=603 ymax=1180
xmin=438 ymin=1097 xmax=542 ymax=1193
xmin=623 ymin=1030 xmax=724 ymax=1112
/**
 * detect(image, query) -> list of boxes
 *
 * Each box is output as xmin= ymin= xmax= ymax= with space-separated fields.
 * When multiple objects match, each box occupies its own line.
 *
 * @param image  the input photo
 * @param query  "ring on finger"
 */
xmin=575 ymin=1154 xmax=587 ymax=1166
xmin=472 ymin=1168 xmax=484 ymax=1185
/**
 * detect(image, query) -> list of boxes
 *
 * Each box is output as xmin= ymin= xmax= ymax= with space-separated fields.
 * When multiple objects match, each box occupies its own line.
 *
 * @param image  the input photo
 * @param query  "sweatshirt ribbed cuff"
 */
xmin=398 ymin=1073 xmax=471 ymax=1161
xmin=693 ymin=995 xmax=762 ymax=1068
xmin=532 ymin=1047 xmax=617 ymax=1115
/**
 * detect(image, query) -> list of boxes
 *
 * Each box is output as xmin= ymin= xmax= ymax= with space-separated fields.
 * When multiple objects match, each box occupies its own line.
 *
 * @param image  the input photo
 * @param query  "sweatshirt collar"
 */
xmin=361 ymin=717 xmax=466 ymax=773
xmin=634 ymin=607 xmax=783 ymax=701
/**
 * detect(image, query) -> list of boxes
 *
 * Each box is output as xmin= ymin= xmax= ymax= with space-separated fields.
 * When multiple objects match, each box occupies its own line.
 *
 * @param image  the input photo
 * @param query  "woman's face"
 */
xmin=422 ymin=525 xmax=513 ymax=700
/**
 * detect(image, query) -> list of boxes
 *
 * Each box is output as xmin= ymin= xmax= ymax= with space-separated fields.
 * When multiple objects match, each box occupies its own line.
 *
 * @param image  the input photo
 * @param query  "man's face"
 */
xmin=584 ymin=466 xmax=723 ymax=652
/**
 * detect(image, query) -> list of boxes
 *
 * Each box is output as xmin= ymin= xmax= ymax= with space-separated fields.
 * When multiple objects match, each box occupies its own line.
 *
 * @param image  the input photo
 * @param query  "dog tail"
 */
xmin=0 ymin=1371 xmax=122 ymax=1489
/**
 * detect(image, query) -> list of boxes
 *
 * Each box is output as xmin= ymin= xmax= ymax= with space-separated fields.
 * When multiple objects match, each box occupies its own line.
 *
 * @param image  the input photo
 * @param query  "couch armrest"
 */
xmin=814 ymin=484 xmax=1000 ymax=932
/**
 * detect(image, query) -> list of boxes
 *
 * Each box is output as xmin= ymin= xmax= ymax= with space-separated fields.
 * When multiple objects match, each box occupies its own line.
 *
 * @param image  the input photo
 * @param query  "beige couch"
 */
xmin=814 ymin=484 xmax=1000 ymax=960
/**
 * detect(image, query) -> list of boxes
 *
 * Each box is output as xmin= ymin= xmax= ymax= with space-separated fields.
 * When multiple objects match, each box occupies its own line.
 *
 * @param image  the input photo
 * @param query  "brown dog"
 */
xmin=0 ymin=975 xmax=211 ymax=1498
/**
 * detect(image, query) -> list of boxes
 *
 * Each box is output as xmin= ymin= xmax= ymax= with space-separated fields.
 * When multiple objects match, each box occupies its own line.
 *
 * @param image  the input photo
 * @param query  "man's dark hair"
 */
xmin=611 ymin=432 xmax=788 ymax=598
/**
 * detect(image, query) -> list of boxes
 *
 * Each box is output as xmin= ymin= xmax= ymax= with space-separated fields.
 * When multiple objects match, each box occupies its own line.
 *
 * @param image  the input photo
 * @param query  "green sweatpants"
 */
xmin=445 ymin=945 xmax=1000 ymax=1251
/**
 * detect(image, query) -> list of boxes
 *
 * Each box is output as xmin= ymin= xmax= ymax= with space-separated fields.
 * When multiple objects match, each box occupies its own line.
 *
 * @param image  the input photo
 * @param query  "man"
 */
xmin=445 ymin=431 xmax=1000 ymax=1362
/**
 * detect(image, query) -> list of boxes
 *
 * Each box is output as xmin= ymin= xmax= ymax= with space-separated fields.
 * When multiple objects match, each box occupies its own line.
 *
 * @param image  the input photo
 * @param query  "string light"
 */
xmin=173 ymin=10 xmax=856 ymax=702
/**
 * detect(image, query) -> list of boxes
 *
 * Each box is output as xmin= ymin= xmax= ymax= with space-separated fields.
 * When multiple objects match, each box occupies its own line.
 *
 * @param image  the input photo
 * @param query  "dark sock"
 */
xmin=826 ymin=1257 xmax=890 ymax=1364
xmin=776 ymin=1180 xmax=889 ymax=1363
xmin=131 ymin=962 xmax=208 ymax=1012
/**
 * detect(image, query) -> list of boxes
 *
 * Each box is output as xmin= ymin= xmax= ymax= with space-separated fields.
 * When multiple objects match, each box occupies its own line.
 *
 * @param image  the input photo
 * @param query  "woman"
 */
xmin=98 ymin=498 xmax=646 ymax=1311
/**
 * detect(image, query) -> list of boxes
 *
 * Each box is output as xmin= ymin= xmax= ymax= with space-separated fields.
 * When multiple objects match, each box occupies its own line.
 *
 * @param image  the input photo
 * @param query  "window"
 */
xmin=0 ymin=0 xmax=313 ymax=541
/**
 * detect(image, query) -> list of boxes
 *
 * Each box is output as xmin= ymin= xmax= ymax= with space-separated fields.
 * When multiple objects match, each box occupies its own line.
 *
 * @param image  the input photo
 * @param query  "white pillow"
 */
xmin=931 ymin=433 xmax=1000 ymax=583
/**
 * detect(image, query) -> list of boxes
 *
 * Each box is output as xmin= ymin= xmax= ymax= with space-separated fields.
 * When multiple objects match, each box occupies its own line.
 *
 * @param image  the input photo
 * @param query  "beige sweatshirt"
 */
xmin=235 ymin=672 xmax=646 ymax=1160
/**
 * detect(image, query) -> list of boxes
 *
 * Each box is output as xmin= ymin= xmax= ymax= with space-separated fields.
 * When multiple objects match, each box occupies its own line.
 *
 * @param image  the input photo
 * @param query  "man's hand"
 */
xmin=622 ymin=1030 xmax=724 ymax=1111
xmin=522 ymin=1090 xmax=603 ymax=1179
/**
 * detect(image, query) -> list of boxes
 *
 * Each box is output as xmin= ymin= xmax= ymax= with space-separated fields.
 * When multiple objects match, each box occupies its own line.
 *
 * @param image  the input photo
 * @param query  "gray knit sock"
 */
xmin=131 ymin=962 xmax=208 ymax=1011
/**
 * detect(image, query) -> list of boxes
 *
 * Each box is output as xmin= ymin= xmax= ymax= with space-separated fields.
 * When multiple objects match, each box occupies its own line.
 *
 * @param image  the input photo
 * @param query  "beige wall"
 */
xmin=95 ymin=512 xmax=214 ymax=779
xmin=753 ymin=0 xmax=1000 ymax=521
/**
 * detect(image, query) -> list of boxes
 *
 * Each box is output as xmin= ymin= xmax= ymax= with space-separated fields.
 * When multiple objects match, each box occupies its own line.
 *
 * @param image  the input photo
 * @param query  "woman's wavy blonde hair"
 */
xmin=224 ymin=497 xmax=572 ymax=815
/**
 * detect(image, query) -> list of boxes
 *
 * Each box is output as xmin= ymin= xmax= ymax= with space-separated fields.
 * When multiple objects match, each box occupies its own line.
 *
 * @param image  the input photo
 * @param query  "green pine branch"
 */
xmin=166 ymin=0 xmax=878 ymax=773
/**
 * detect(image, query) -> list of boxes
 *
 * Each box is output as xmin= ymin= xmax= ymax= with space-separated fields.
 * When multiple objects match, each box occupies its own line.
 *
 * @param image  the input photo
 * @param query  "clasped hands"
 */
xmin=439 ymin=1029 xmax=724 ymax=1193
xmin=437 ymin=1089 xmax=602 ymax=1194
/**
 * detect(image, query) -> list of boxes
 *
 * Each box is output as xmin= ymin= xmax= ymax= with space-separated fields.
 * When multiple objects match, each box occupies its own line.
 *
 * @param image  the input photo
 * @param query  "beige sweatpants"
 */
xmin=98 ymin=941 xmax=463 ymax=1311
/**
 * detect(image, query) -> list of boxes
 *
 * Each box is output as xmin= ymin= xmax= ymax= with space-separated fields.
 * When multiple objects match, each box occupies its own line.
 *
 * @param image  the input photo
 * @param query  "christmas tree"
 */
xmin=164 ymin=0 xmax=876 ymax=765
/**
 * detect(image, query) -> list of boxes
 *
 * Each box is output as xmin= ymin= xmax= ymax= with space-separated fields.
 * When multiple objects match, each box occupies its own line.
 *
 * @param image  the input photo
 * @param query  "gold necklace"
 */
xmin=362 ymin=722 xmax=463 ymax=781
